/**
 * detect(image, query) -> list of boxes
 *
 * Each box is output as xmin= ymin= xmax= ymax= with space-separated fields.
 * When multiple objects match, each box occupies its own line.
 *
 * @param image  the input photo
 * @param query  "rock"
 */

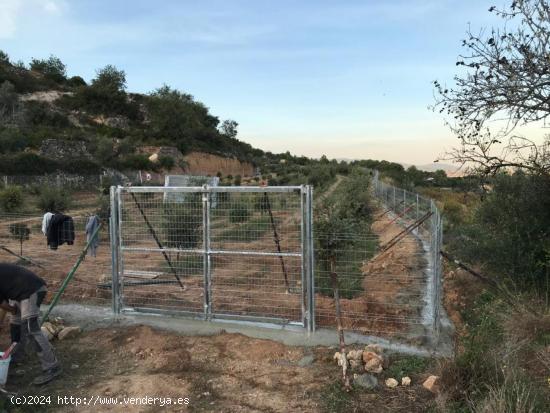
xmin=353 ymin=373 xmax=378 ymax=389
xmin=422 ymin=375 xmax=440 ymax=393
xmin=365 ymin=362 xmax=383 ymax=374
xmin=297 ymin=354 xmax=315 ymax=367
xmin=364 ymin=344 xmax=383 ymax=354
xmin=41 ymin=322 xmax=58 ymax=337
xmin=401 ymin=376 xmax=411 ymax=386
xmin=347 ymin=349 xmax=363 ymax=361
xmin=333 ymin=352 xmax=348 ymax=367
xmin=58 ymin=326 xmax=81 ymax=340
xmin=349 ymin=359 xmax=363 ymax=369
xmin=385 ymin=378 xmax=399 ymax=388
xmin=363 ymin=351 xmax=384 ymax=373
xmin=41 ymin=326 xmax=54 ymax=340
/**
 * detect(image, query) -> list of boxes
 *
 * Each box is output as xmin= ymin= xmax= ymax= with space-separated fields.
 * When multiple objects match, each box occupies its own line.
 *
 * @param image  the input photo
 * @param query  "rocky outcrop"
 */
xmin=39 ymin=139 xmax=93 ymax=161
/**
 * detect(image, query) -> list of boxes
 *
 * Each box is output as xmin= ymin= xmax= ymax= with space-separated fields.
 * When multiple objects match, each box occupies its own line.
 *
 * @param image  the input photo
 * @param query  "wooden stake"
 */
xmin=329 ymin=255 xmax=351 ymax=391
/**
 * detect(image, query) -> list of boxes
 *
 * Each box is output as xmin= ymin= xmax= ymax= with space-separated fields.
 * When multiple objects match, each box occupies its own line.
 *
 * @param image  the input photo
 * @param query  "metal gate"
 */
xmin=110 ymin=185 xmax=314 ymax=330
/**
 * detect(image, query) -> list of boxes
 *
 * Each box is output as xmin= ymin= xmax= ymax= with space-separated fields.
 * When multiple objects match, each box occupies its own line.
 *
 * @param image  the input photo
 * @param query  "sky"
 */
xmin=0 ymin=0 xmax=508 ymax=165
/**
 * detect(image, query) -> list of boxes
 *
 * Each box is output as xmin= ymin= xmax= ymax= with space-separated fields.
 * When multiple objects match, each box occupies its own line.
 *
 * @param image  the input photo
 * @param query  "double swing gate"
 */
xmin=110 ymin=185 xmax=315 ymax=330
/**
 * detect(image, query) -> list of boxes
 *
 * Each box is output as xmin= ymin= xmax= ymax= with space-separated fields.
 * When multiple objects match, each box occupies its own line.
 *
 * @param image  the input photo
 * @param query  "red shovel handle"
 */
xmin=1 ymin=342 xmax=17 ymax=360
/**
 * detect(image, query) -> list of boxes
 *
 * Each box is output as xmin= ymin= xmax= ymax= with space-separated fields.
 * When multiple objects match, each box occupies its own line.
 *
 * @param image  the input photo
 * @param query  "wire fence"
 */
xmin=0 ymin=174 xmax=443 ymax=348
xmin=111 ymin=185 xmax=314 ymax=327
xmin=370 ymin=172 xmax=443 ymax=344
xmin=0 ymin=213 xmax=112 ymax=307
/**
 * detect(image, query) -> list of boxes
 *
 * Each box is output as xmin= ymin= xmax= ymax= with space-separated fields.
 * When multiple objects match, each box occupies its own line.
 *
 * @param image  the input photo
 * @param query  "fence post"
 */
xmin=430 ymin=200 xmax=440 ymax=343
xmin=109 ymin=186 xmax=121 ymax=315
xmin=307 ymin=185 xmax=315 ymax=333
xmin=202 ymin=185 xmax=212 ymax=320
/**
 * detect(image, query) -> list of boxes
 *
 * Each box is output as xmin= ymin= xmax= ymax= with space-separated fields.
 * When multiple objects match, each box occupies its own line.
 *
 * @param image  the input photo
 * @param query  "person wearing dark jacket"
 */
xmin=0 ymin=263 xmax=61 ymax=385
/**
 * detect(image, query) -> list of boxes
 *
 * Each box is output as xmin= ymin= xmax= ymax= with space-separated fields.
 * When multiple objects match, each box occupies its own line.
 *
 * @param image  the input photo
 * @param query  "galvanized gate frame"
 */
xmin=110 ymin=185 xmax=315 ymax=332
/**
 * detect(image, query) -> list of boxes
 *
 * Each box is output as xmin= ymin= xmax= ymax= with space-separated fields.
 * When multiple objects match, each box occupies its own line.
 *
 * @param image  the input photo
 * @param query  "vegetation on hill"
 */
xmin=0 ymin=50 xmax=261 ymax=175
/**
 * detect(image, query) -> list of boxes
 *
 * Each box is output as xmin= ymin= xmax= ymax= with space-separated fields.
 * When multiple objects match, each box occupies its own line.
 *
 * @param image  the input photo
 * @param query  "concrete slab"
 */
xmin=46 ymin=304 xmax=452 ymax=357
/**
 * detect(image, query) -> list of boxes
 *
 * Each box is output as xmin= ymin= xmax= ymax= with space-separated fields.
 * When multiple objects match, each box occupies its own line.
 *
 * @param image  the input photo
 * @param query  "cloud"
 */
xmin=0 ymin=0 xmax=65 ymax=39
xmin=0 ymin=0 xmax=22 ymax=39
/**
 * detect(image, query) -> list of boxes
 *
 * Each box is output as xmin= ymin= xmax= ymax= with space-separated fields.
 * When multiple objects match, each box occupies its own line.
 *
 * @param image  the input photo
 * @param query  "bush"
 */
xmin=229 ymin=204 xmax=251 ymax=223
xmin=163 ymin=199 xmax=202 ymax=250
xmin=37 ymin=187 xmax=73 ymax=212
xmin=29 ymin=55 xmax=66 ymax=84
xmin=0 ymin=186 xmax=23 ymax=212
xmin=158 ymin=155 xmax=175 ymax=170
xmin=118 ymin=154 xmax=154 ymax=170
xmin=452 ymin=172 xmax=550 ymax=296
xmin=233 ymin=175 xmax=242 ymax=186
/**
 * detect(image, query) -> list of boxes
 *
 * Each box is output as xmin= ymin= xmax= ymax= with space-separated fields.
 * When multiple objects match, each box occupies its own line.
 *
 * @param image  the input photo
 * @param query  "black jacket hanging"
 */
xmin=47 ymin=214 xmax=75 ymax=250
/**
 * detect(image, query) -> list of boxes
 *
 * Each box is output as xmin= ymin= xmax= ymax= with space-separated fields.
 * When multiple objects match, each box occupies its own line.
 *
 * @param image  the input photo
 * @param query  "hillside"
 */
xmin=0 ymin=52 xmax=262 ymax=177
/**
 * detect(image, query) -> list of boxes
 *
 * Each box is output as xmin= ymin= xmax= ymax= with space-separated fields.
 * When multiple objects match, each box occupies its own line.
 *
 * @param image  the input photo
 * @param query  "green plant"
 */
xmin=319 ymin=381 xmax=354 ymax=413
xmin=229 ymin=203 xmax=250 ymax=223
xmin=29 ymin=55 xmax=66 ymax=83
xmin=0 ymin=186 xmax=23 ymax=212
xmin=9 ymin=223 xmax=30 ymax=255
xmin=386 ymin=356 xmax=429 ymax=381
xmin=158 ymin=155 xmax=175 ymax=170
xmin=37 ymin=187 xmax=73 ymax=212
xmin=233 ymin=175 xmax=242 ymax=186
xmin=163 ymin=198 xmax=202 ymax=250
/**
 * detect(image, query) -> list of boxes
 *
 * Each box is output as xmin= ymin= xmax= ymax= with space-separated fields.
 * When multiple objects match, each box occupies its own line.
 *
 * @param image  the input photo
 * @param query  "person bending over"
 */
xmin=0 ymin=263 xmax=61 ymax=385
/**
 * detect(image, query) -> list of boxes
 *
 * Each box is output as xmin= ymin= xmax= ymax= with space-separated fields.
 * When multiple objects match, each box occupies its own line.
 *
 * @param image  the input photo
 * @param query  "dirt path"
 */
xmin=0 ymin=325 xmax=435 ymax=412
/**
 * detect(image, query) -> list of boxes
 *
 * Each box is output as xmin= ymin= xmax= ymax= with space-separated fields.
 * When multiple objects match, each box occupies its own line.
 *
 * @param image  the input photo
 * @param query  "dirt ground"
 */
xmin=0 ymin=325 xmax=437 ymax=413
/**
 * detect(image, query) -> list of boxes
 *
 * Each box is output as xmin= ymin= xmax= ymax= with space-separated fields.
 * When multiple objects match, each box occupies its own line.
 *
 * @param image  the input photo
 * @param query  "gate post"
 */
xmin=305 ymin=185 xmax=315 ymax=333
xmin=109 ymin=186 xmax=121 ymax=315
xmin=202 ymin=185 xmax=212 ymax=320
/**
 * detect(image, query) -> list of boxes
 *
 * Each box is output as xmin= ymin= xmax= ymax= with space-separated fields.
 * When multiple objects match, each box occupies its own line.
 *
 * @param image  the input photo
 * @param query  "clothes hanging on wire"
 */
xmin=85 ymin=215 xmax=100 ymax=257
xmin=41 ymin=212 xmax=54 ymax=235
xmin=46 ymin=214 xmax=75 ymax=250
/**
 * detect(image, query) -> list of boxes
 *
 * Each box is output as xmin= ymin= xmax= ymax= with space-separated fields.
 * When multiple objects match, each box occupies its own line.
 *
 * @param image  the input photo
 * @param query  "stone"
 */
xmin=58 ymin=326 xmax=81 ymax=340
xmin=347 ymin=349 xmax=363 ymax=361
xmin=297 ymin=354 xmax=315 ymax=367
xmin=385 ymin=378 xmax=399 ymax=388
xmin=363 ymin=351 xmax=384 ymax=373
xmin=39 ymin=139 xmax=93 ymax=161
xmin=422 ymin=375 xmax=440 ymax=393
xmin=365 ymin=358 xmax=383 ymax=374
xmin=353 ymin=373 xmax=378 ymax=390
xmin=364 ymin=344 xmax=383 ymax=354
xmin=401 ymin=376 xmax=411 ymax=386
xmin=349 ymin=359 xmax=362 ymax=369
xmin=41 ymin=326 xmax=54 ymax=340
xmin=41 ymin=322 xmax=57 ymax=337
xmin=333 ymin=352 xmax=345 ymax=366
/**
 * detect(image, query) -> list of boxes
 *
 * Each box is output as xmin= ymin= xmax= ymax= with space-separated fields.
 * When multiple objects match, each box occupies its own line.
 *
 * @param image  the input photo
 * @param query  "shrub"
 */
xmin=9 ymin=223 xmax=30 ymax=255
xmin=67 ymin=76 xmax=86 ymax=88
xmin=452 ymin=172 xmax=550 ymax=296
xmin=163 ymin=199 xmax=202 ymax=250
xmin=229 ymin=204 xmax=251 ymax=223
xmin=37 ymin=187 xmax=73 ymax=212
xmin=29 ymin=55 xmax=66 ymax=83
xmin=158 ymin=155 xmax=175 ymax=170
xmin=118 ymin=154 xmax=154 ymax=170
xmin=0 ymin=186 xmax=23 ymax=212
xmin=233 ymin=175 xmax=241 ymax=186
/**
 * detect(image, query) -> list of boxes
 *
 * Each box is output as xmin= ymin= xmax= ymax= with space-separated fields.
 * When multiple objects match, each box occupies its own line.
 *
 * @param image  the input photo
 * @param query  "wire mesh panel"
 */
xmin=368 ymin=175 xmax=443 ymax=345
xmin=114 ymin=186 xmax=312 ymax=326
xmin=117 ymin=188 xmax=205 ymax=314
xmin=0 ymin=213 xmax=112 ymax=308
